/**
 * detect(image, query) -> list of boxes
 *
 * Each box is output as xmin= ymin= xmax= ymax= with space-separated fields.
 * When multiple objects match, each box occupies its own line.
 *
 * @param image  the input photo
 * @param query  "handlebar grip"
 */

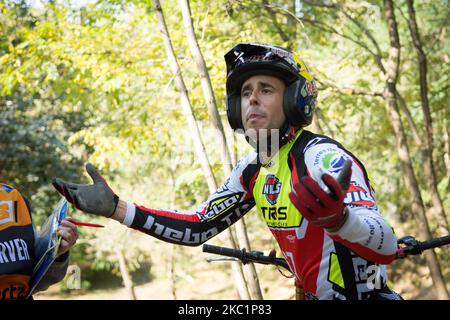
xmin=202 ymin=244 xmax=241 ymax=259
xmin=203 ymin=244 xmax=291 ymax=271
xmin=419 ymin=235 xmax=450 ymax=251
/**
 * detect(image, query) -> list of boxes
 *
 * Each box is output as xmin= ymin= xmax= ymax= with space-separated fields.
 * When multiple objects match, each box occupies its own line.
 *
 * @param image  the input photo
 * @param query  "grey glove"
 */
xmin=52 ymin=163 xmax=119 ymax=218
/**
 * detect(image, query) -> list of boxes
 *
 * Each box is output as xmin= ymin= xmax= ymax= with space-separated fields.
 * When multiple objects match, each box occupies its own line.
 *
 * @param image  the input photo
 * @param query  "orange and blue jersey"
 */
xmin=0 ymin=184 xmax=35 ymax=299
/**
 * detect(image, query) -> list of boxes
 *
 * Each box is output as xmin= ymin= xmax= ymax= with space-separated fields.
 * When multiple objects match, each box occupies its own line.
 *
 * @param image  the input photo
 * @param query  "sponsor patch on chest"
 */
xmin=262 ymin=174 xmax=282 ymax=205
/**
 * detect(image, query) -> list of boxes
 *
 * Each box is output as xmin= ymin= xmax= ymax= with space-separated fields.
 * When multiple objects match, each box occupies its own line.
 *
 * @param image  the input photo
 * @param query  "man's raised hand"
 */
xmin=52 ymin=163 xmax=119 ymax=218
xmin=289 ymin=160 xmax=352 ymax=232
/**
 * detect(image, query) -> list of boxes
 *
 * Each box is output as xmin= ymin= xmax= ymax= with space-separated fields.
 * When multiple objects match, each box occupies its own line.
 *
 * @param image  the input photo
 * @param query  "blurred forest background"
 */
xmin=0 ymin=0 xmax=448 ymax=300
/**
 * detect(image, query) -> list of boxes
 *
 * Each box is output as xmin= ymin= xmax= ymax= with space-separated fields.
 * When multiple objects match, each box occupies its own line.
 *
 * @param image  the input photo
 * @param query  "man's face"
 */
xmin=240 ymin=74 xmax=286 ymax=133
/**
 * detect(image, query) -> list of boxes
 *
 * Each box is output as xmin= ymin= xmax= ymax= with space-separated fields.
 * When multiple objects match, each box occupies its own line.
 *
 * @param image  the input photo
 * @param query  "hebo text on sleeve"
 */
xmin=121 ymin=153 xmax=260 ymax=246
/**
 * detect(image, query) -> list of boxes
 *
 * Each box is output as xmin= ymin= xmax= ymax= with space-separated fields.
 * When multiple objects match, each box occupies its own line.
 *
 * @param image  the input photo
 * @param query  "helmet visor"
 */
xmin=225 ymin=43 xmax=299 ymax=76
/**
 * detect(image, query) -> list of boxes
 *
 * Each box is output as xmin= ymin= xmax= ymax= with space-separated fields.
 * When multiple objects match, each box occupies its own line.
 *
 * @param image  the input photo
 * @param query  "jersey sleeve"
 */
xmin=121 ymin=153 xmax=259 ymax=246
xmin=303 ymin=141 xmax=398 ymax=264
xmin=33 ymin=252 xmax=70 ymax=293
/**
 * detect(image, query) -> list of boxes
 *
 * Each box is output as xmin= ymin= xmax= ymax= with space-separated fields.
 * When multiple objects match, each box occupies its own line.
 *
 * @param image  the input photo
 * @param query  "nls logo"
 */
xmin=262 ymin=174 xmax=282 ymax=205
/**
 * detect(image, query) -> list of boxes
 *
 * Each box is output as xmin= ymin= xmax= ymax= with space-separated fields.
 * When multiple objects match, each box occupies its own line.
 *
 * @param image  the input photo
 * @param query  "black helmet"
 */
xmin=225 ymin=43 xmax=318 ymax=131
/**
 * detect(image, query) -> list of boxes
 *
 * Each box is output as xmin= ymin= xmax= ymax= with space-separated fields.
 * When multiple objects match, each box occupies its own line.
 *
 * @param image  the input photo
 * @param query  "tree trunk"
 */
xmin=383 ymin=0 xmax=449 ymax=299
xmin=234 ymin=216 xmax=263 ymax=299
xmin=153 ymin=1 xmax=216 ymax=193
xmin=167 ymin=174 xmax=178 ymax=300
xmin=152 ymin=0 xmax=251 ymax=300
xmin=116 ymin=248 xmax=137 ymax=300
xmin=167 ymin=245 xmax=177 ymax=299
xmin=405 ymin=0 xmax=449 ymax=236
xmin=179 ymin=0 xmax=263 ymax=300
xmin=178 ymin=0 xmax=233 ymax=171
xmin=443 ymin=115 xmax=450 ymax=183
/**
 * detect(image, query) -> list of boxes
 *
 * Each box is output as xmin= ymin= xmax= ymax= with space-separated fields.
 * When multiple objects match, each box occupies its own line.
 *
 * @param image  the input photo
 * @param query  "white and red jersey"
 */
xmin=122 ymin=130 xmax=398 ymax=299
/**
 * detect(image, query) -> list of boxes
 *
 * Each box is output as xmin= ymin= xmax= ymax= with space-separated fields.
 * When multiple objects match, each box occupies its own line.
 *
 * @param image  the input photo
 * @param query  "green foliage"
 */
xmin=1 ymin=0 xmax=448 ymax=297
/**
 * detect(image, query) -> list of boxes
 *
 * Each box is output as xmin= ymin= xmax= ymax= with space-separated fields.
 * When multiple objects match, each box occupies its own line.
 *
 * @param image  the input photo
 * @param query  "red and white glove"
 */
xmin=289 ymin=160 xmax=352 ymax=232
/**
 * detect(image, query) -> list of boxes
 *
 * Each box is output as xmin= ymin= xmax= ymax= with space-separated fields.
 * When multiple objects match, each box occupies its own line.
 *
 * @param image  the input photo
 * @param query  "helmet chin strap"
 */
xmin=278 ymin=121 xmax=293 ymax=146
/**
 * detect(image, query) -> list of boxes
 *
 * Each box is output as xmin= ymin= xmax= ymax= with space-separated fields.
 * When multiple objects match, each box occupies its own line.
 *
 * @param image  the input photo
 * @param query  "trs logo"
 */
xmin=262 ymin=174 xmax=282 ymax=205
xmin=261 ymin=206 xmax=287 ymax=221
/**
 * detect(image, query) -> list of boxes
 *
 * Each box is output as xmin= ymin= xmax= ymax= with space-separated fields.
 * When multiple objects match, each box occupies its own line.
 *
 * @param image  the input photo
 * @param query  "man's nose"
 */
xmin=249 ymin=91 xmax=259 ymax=105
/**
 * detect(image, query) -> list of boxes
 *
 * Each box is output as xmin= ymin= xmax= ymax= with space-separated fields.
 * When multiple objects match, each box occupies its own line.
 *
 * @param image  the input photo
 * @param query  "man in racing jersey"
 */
xmin=52 ymin=43 xmax=402 ymax=300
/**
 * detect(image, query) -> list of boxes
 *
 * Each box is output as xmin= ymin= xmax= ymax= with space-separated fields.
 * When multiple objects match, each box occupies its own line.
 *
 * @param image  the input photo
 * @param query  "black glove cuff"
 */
xmin=107 ymin=194 xmax=120 ymax=218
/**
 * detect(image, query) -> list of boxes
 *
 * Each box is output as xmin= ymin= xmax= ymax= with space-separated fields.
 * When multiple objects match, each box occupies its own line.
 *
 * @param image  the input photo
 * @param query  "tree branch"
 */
xmin=302 ymin=0 xmax=336 ymax=9
xmin=262 ymin=0 xmax=290 ymax=42
xmin=339 ymin=10 xmax=386 ymax=73
xmin=395 ymin=91 xmax=422 ymax=146
xmin=316 ymin=78 xmax=383 ymax=97
xmin=406 ymin=0 xmax=433 ymax=145
xmin=300 ymin=16 xmax=378 ymax=57
xmin=301 ymin=0 xmax=386 ymax=72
